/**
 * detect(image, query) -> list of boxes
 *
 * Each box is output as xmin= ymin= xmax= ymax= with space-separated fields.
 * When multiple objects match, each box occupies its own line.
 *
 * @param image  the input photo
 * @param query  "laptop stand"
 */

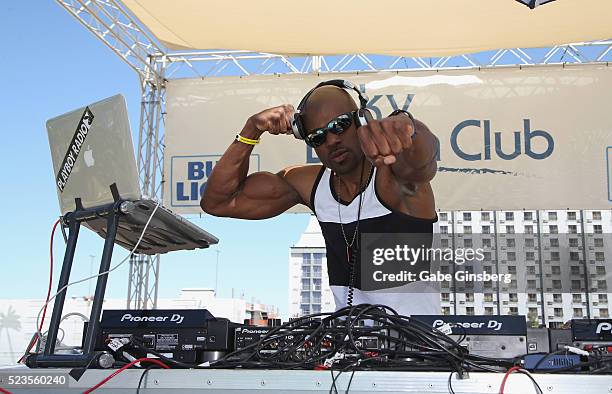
xmin=26 ymin=184 xmax=127 ymax=368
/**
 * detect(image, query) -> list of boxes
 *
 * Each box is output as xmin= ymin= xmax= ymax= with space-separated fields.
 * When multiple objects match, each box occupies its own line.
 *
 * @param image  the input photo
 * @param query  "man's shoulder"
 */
xmin=278 ymin=165 xmax=326 ymax=205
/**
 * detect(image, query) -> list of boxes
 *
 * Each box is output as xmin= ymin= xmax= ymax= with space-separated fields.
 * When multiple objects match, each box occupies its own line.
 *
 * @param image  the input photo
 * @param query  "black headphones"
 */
xmin=291 ymin=79 xmax=371 ymax=143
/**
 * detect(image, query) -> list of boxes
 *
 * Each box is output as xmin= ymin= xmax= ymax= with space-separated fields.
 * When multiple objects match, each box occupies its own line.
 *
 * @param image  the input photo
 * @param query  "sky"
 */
xmin=0 ymin=2 xmax=310 ymax=319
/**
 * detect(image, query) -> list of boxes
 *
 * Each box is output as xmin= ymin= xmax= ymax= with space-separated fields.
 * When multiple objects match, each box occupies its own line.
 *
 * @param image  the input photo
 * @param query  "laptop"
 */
xmin=46 ymin=94 xmax=218 ymax=254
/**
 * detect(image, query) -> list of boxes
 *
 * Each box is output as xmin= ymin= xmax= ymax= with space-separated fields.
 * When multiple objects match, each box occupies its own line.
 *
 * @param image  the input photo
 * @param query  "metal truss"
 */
xmin=56 ymin=0 xmax=612 ymax=310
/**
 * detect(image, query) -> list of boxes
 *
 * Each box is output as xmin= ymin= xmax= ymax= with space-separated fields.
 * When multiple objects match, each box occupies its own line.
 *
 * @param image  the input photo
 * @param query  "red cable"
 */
xmin=83 ymin=358 xmax=170 ymax=394
xmin=499 ymin=366 xmax=522 ymax=394
xmin=18 ymin=219 xmax=60 ymax=363
xmin=0 ymin=388 xmax=14 ymax=394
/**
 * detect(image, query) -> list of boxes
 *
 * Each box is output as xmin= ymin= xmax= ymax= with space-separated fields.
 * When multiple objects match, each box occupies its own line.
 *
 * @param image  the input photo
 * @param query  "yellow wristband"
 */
xmin=235 ymin=134 xmax=260 ymax=145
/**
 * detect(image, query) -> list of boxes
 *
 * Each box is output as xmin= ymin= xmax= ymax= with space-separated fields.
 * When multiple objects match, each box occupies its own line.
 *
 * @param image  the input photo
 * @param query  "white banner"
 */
xmin=164 ymin=65 xmax=612 ymax=214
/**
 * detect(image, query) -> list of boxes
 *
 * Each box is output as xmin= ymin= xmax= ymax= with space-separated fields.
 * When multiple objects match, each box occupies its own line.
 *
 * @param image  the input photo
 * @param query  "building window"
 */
xmin=527 ymin=266 xmax=536 ymax=275
xmin=572 ymin=294 xmax=582 ymax=303
xmin=570 ymin=252 xmax=580 ymax=261
xmin=464 ymin=238 xmax=473 ymax=248
xmin=550 ymin=238 xmax=559 ymax=247
xmin=312 ymin=291 xmax=321 ymax=304
xmin=525 ymin=225 xmax=534 ymax=234
xmin=509 ymin=293 xmax=518 ymax=302
xmin=482 ymin=226 xmax=490 ymax=234
xmin=552 ymin=280 xmax=562 ymax=290
xmin=301 ymin=279 xmax=310 ymax=290
xmin=313 ymin=279 xmax=322 ymax=291
xmin=509 ymin=307 xmax=518 ymax=315
xmin=312 ymin=253 xmax=324 ymax=265
xmin=525 ymin=238 xmax=535 ymax=247
xmin=505 ymin=212 xmax=514 ymax=221
xmin=485 ymin=307 xmax=494 ymax=315
xmin=553 ymin=294 xmax=562 ymax=303
xmin=595 ymin=238 xmax=604 ymax=248
xmin=597 ymin=280 xmax=607 ymax=291
xmin=551 ymin=251 xmax=560 ymax=261
xmin=596 ymin=252 xmax=605 ymax=262
xmin=506 ymin=225 xmax=515 ymax=234
xmin=465 ymin=293 xmax=474 ymax=302
xmin=507 ymin=252 xmax=516 ymax=261
xmin=528 ymin=308 xmax=538 ymax=318
xmin=481 ymin=212 xmax=491 ymax=221
xmin=441 ymin=293 xmax=450 ymax=302
xmin=312 ymin=266 xmax=322 ymax=278
xmin=483 ymin=239 xmax=492 ymax=248
xmin=442 ymin=307 xmax=451 ymax=315
xmin=528 ymin=293 xmax=537 ymax=303
xmin=312 ymin=305 xmax=321 ymax=313
xmin=593 ymin=211 xmax=602 ymax=221
xmin=464 ymin=225 xmax=472 ymax=234
xmin=526 ymin=251 xmax=535 ymax=261
xmin=301 ymin=266 xmax=311 ymax=277
xmin=441 ymin=238 xmax=449 ymax=248
xmin=594 ymin=225 xmax=603 ymax=234
xmin=463 ymin=212 xmax=472 ymax=221
xmin=573 ymin=308 xmax=583 ymax=318
xmin=466 ymin=307 xmax=475 ymax=315
xmin=551 ymin=266 xmax=561 ymax=275
xmin=439 ymin=212 xmax=448 ymax=221
xmin=554 ymin=308 xmax=563 ymax=318
xmin=549 ymin=225 xmax=558 ymax=234
xmin=528 ymin=280 xmax=538 ymax=289
xmin=599 ymin=294 xmax=608 ymax=303
xmin=568 ymin=225 xmax=577 ymax=234
xmin=571 ymin=280 xmax=582 ymax=290
xmin=548 ymin=212 xmax=558 ymax=221
xmin=571 ymin=266 xmax=581 ymax=276
xmin=567 ymin=211 xmax=577 ymax=221
xmin=301 ymin=305 xmax=310 ymax=315
xmin=524 ymin=211 xmax=533 ymax=221
xmin=600 ymin=309 xmax=610 ymax=318
xmin=596 ymin=266 xmax=606 ymax=275
xmin=301 ymin=291 xmax=310 ymax=303
xmin=507 ymin=238 xmax=516 ymax=248
xmin=569 ymin=238 xmax=579 ymax=247
xmin=484 ymin=293 xmax=494 ymax=302
xmin=440 ymin=226 xmax=448 ymax=234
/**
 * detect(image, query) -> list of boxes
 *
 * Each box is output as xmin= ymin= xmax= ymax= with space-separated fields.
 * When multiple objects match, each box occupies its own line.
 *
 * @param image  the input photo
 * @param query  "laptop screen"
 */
xmin=46 ymin=94 xmax=141 ymax=214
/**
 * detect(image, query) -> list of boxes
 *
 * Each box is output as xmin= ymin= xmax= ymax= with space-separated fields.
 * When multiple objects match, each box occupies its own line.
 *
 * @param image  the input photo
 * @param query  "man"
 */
xmin=201 ymin=82 xmax=440 ymax=315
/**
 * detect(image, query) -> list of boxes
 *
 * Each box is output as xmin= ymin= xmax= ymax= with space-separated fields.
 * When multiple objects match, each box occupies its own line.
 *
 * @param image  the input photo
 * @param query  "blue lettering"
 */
xmin=188 ymin=162 xmax=205 ymax=180
xmin=451 ymin=119 xmax=482 ymax=161
xmin=494 ymin=130 xmax=521 ymax=160
xmin=524 ymin=119 xmax=554 ymax=160
xmin=176 ymin=183 xmax=189 ymax=201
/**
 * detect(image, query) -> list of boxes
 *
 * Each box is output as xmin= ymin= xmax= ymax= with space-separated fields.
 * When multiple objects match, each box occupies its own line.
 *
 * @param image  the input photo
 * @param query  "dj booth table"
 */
xmin=1 ymin=366 xmax=610 ymax=393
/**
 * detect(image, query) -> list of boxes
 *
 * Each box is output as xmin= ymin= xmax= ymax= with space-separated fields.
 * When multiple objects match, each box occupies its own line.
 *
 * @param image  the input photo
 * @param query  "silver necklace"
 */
xmin=335 ymin=163 xmax=374 ymax=249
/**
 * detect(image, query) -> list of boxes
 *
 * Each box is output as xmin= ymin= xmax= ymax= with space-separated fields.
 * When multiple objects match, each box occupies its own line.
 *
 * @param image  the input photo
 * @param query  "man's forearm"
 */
xmin=391 ymin=118 xmax=438 ymax=184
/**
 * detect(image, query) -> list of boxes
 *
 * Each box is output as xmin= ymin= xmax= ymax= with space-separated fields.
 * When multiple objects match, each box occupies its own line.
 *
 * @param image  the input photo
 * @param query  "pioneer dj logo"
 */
xmin=120 ymin=313 xmax=185 ymax=324
xmin=433 ymin=319 xmax=503 ymax=331
xmin=596 ymin=322 xmax=612 ymax=334
xmin=236 ymin=327 xmax=269 ymax=335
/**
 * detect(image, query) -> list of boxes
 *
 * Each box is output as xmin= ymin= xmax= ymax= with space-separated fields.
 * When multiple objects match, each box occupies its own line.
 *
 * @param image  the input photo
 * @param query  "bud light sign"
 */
xmin=170 ymin=155 xmax=261 ymax=207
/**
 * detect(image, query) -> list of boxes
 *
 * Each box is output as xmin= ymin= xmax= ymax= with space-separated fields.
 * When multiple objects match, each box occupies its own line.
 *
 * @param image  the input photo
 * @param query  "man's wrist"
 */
xmin=239 ymin=119 xmax=264 ymax=140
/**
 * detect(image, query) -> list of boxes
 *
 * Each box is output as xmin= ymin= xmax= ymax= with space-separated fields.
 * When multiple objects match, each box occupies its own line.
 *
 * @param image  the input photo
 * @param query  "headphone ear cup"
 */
xmin=291 ymin=111 xmax=305 ymax=140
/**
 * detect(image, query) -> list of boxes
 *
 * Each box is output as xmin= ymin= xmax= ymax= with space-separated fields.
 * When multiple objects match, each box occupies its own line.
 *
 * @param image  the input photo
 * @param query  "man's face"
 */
xmin=303 ymin=89 xmax=364 ymax=175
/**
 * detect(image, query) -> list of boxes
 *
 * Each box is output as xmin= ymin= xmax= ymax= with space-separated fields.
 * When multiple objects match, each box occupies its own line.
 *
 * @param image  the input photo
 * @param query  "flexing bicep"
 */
xmin=201 ymin=170 xmax=302 ymax=219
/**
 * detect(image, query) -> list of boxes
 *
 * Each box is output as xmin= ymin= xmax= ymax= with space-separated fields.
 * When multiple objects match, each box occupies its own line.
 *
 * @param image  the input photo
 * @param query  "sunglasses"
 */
xmin=304 ymin=111 xmax=356 ymax=147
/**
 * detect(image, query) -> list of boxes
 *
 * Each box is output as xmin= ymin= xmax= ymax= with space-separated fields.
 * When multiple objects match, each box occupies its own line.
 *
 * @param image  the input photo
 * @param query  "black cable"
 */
xmin=447 ymin=371 xmax=456 ymax=394
xmin=136 ymin=365 xmax=156 ymax=394
xmin=345 ymin=370 xmax=356 ymax=394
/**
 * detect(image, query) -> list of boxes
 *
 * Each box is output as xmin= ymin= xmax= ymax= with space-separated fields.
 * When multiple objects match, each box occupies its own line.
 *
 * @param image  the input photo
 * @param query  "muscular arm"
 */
xmin=201 ymin=105 xmax=310 ymax=219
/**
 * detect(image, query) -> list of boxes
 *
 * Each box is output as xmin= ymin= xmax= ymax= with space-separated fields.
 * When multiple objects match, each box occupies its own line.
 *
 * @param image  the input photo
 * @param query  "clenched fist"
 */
xmin=357 ymin=115 xmax=416 ymax=167
xmin=243 ymin=104 xmax=295 ymax=139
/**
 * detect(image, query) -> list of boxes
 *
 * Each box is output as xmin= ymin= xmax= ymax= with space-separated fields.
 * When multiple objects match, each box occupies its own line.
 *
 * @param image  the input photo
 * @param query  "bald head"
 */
xmin=301 ymin=86 xmax=358 ymax=132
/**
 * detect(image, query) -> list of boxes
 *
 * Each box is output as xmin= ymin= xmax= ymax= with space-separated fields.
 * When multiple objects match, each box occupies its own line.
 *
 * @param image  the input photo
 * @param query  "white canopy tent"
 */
xmin=122 ymin=0 xmax=612 ymax=56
